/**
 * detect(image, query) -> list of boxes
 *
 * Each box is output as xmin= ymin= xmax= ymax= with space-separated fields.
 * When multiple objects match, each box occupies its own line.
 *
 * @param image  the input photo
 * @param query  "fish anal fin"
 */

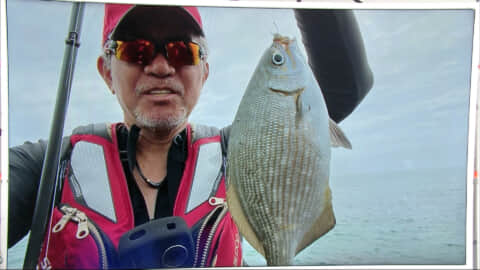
xmin=226 ymin=182 xmax=266 ymax=257
xmin=329 ymin=118 xmax=352 ymax=149
xmin=295 ymin=186 xmax=336 ymax=255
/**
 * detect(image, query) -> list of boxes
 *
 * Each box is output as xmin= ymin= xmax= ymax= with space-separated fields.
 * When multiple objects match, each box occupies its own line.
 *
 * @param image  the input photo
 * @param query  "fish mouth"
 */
xmin=269 ymin=88 xmax=305 ymax=96
xmin=273 ymin=34 xmax=294 ymax=47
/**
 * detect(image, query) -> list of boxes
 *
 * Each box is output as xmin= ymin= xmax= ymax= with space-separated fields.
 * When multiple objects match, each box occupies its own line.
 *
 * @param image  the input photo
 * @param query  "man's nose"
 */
xmin=143 ymin=53 xmax=175 ymax=77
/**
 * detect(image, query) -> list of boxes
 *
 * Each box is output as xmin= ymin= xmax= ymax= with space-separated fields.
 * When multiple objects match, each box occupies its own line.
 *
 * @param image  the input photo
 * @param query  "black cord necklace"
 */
xmin=134 ymin=160 xmax=163 ymax=188
xmin=127 ymin=124 xmax=165 ymax=189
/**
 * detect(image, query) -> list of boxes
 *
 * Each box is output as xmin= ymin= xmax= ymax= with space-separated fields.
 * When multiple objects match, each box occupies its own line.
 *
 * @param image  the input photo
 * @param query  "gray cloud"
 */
xmin=6 ymin=2 xmax=475 ymax=175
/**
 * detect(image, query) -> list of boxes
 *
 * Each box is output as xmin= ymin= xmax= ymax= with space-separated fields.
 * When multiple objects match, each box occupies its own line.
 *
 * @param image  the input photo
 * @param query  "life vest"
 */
xmin=38 ymin=123 xmax=243 ymax=269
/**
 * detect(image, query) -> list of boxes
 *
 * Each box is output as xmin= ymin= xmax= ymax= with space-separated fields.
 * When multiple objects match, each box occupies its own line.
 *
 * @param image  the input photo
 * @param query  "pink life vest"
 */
xmin=38 ymin=123 xmax=243 ymax=269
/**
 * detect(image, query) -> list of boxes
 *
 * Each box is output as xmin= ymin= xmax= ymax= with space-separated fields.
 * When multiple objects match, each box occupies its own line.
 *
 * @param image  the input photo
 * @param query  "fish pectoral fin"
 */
xmin=295 ymin=92 xmax=310 ymax=117
xmin=329 ymin=118 xmax=352 ymax=149
xmin=295 ymin=93 xmax=311 ymax=128
xmin=226 ymin=182 xmax=266 ymax=257
xmin=295 ymin=187 xmax=336 ymax=255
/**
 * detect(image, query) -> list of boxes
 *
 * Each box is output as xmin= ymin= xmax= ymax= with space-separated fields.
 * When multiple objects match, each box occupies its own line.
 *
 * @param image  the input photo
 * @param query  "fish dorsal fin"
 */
xmin=295 ymin=186 xmax=336 ymax=255
xmin=226 ymin=182 xmax=266 ymax=257
xmin=329 ymin=118 xmax=352 ymax=149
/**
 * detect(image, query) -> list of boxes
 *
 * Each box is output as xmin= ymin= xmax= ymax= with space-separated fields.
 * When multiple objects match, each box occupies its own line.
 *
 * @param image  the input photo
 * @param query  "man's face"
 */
xmin=98 ymin=8 xmax=209 ymax=132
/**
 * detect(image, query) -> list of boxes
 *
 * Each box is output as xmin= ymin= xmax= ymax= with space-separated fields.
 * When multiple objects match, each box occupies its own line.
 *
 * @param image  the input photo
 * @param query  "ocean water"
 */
xmin=7 ymin=167 xmax=467 ymax=268
xmin=241 ymin=166 xmax=467 ymax=266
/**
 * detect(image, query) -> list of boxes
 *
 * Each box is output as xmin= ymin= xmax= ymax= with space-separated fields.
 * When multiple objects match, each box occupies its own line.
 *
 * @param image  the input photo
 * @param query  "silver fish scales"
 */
xmin=226 ymin=34 xmax=351 ymax=266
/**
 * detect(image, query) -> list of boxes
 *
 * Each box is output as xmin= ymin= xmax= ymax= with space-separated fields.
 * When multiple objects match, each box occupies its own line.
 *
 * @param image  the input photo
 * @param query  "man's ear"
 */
xmin=97 ymin=56 xmax=115 ymax=94
xmin=202 ymin=61 xmax=209 ymax=84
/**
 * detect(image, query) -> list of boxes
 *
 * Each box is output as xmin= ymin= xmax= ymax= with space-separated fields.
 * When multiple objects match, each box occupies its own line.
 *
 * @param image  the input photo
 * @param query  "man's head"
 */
xmin=97 ymin=4 xmax=209 ymax=133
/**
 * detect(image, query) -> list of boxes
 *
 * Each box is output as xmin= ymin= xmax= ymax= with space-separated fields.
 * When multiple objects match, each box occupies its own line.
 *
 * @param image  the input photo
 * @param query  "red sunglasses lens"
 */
xmin=166 ymin=41 xmax=201 ymax=66
xmin=116 ymin=40 xmax=155 ymax=65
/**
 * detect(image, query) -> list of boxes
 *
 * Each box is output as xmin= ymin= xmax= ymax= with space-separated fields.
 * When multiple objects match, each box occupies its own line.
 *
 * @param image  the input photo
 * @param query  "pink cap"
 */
xmin=102 ymin=4 xmax=203 ymax=45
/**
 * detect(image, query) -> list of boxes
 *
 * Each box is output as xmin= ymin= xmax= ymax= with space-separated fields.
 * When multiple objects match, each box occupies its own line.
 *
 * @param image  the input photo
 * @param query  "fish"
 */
xmin=225 ymin=34 xmax=352 ymax=266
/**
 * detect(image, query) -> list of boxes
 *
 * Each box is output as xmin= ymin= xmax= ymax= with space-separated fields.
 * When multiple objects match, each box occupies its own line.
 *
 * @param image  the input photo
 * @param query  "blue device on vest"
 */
xmin=118 ymin=216 xmax=194 ymax=268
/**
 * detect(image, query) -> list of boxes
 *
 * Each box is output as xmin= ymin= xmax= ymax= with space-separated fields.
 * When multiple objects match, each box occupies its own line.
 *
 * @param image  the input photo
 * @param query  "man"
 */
xmin=11 ymin=4 xmax=239 ymax=268
xmin=9 ymin=3 xmax=373 ymax=269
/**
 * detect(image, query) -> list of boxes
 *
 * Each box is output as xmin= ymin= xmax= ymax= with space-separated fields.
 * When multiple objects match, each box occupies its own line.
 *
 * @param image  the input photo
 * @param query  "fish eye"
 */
xmin=272 ymin=52 xmax=285 ymax=66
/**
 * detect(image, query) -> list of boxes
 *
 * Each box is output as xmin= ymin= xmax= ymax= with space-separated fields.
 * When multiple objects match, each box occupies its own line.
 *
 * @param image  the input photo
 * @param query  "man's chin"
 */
xmin=134 ymin=113 xmax=186 ymax=132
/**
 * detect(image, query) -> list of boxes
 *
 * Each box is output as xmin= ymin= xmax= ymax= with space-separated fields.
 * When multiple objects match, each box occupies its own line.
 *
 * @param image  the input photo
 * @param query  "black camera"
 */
xmin=118 ymin=216 xmax=195 ymax=268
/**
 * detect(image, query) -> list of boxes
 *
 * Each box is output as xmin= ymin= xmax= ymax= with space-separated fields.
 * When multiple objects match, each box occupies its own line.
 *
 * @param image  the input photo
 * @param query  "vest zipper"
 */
xmin=52 ymin=205 xmax=109 ymax=269
xmin=193 ymin=197 xmax=229 ymax=267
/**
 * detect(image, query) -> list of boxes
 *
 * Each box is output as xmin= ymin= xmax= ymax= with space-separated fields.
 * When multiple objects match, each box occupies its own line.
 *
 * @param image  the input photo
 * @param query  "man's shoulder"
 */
xmin=190 ymin=123 xmax=231 ymax=155
xmin=190 ymin=123 xmax=220 ymax=141
xmin=70 ymin=122 xmax=115 ymax=141
xmin=190 ymin=123 xmax=231 ymax=139
xmin=10 ymin=123 xmax=116 ymax=163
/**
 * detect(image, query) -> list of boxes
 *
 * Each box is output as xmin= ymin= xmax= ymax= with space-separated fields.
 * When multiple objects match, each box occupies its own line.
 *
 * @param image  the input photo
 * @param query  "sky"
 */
xmin=6 ymin=1 xmax=475 ymax=173
xmin=4 ymin=0 xmax=478 ymax=267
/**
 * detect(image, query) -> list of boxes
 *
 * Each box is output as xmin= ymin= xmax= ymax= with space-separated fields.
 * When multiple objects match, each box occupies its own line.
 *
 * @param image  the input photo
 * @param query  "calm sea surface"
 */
xmin=7 ymin=167 xmax=467 ymax=268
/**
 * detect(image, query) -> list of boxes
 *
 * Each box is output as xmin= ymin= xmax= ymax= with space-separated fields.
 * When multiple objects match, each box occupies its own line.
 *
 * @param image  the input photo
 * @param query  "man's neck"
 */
xmin=128 ymin=121 xmax=188 ymax=155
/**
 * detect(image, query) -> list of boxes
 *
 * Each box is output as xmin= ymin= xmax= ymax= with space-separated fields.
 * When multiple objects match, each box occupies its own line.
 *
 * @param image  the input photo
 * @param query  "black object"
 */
xmin=118 ymin=216 xmax=195 ymax=268
xmin=23 ymin=3 xmax=85 ymax=269
xmin=295 ymin=9 xmax=374 ymax=123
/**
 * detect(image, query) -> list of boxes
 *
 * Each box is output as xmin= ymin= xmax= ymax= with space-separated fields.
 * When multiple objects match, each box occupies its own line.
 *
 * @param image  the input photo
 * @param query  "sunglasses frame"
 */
xmin=104 ymin=38 xmax=205 ymax=66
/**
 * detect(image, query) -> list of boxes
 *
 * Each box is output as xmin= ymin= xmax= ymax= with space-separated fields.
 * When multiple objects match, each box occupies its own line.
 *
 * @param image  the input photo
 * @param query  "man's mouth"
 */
xmin=141 ymin=89 xmax=178 ymax=96
xmin=147 ymin=89 xmax=175 ymax=95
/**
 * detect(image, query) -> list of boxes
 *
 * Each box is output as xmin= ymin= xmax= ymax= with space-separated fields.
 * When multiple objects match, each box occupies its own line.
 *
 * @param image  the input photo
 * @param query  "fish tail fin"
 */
xmin=329 ymin=118 xmax=352 ymax=149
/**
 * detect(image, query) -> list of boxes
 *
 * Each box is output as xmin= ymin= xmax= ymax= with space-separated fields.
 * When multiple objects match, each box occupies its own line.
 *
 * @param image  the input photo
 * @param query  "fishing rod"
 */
xmin=23 ymin=2 xmax=85 ymax=269
xmin=474 ymin=5 xmax=479 ymax=267
xmin=474 ymin=94 xmax=479 ymax=270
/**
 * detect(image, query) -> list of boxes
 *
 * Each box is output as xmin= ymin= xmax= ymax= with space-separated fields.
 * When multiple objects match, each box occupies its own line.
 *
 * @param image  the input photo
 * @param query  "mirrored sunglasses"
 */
xmin=105 ymin=39 xmax=204 ymax=67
